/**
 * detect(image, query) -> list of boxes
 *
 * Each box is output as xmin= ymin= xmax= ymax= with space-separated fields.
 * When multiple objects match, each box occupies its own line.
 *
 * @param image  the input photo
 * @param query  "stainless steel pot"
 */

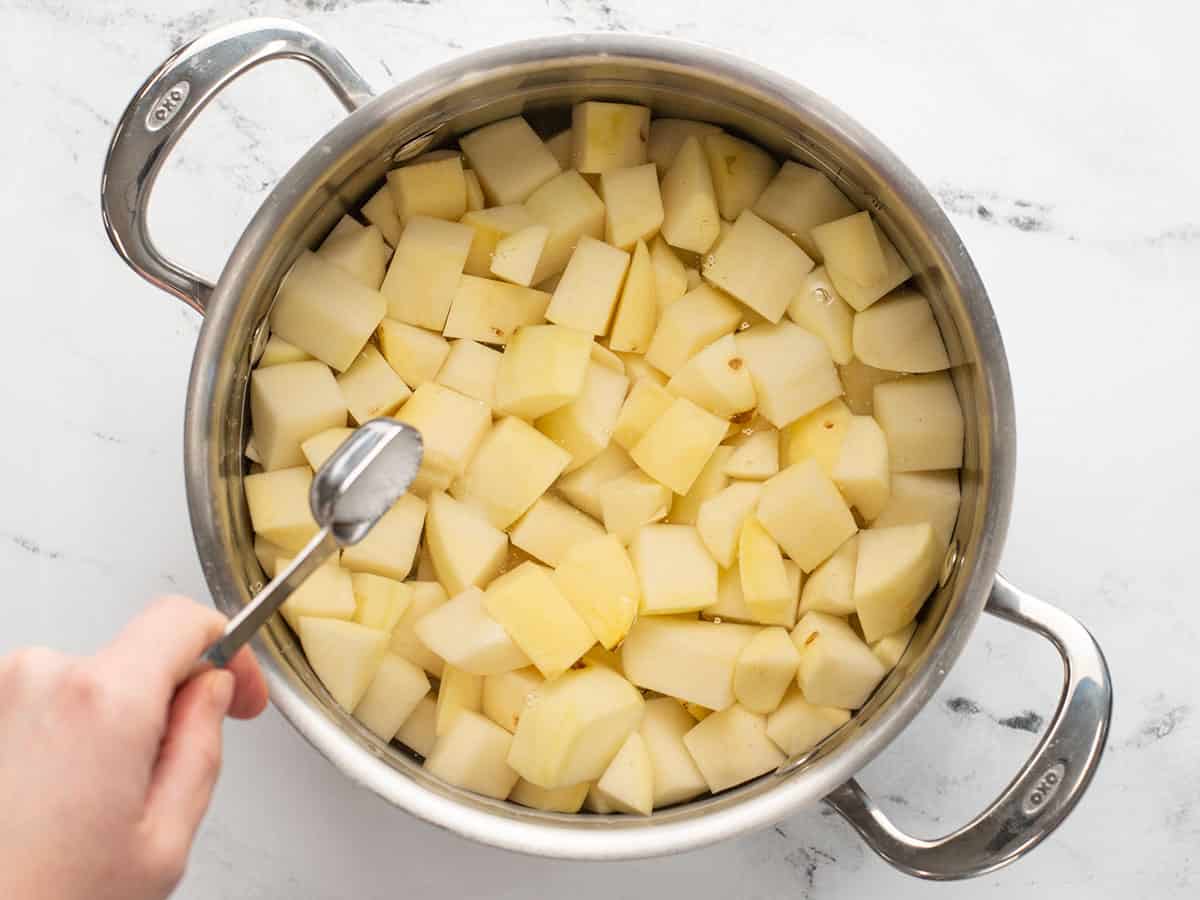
xmin=101 ymin=18 xmax=1112 ymax=879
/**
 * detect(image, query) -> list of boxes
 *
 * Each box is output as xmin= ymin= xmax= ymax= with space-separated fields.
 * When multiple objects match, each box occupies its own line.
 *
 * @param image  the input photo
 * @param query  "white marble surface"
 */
xmin=2 ymin=0 xmax=1197 ymax=896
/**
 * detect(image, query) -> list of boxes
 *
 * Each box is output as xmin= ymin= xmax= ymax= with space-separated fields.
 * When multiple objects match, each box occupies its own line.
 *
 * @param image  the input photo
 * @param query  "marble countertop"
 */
xmin=3 ymin=0 xmax=1196 ymax=896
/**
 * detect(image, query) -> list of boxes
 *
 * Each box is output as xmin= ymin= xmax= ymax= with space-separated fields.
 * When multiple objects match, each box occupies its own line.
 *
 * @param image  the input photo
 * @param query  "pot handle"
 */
xmin=824 ymin=574 xmax=1112 ymax=880
xmin=100 ymin=18 xmax=375 ymax=314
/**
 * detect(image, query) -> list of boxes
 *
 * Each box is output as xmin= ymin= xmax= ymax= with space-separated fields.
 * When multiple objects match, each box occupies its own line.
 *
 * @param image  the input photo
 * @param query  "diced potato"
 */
xmin=638 ymin=697 xmax=709 ymax=807
xmin=649 ymin=234 xmax=689 ymax=307
xmin=459 ymin=116 xmax=562 ymax=205
xmin=612 ymin=377 xmax=674 ymax=451
xmin=537 ymin=362 xmax=629 ymax=471
xmin=335 ymin=344 xmax=412 ymax=425
xmin=464 ymin=170 xmax=485 ymax=211
xmin=601 ymin=163 xmax=664 ymax=250
xmin=351 ymin=572 xmax=410 ymax=632
xmin=791 ymin=611 xmax=886 ymax=709
xmin=435 ymin=664 xmax=483 ymax=736
xmin=854 ymin=523 xmax=941 ymax=642
xmin=481 ymin=667 xmax=544 ymax=733
xmin=758 ymin=460 xmax=857 ymax=572
xmin=389 ymin=581 xmax=449 ymax=677
xmin=666 ymin=333 xmax=756 ymax=418
xmin=810 ymin=211 xmax=887 ymax=286
xmin=798 ymin=535 xmax=858 ymax=616
xmin=377 ymin=319 xmax=450 ymax=389
xmin=725 ymin=428 xmax=779 ymax=480
xmin=524 ymin=170 xmax=606 ymax=284
xmin=258 ymin=334 xmax=312 ymax=368
xmin=510 ymin=495 xmax=604 ymax=567
xmin=702 ymin=133 xmax=778 ymax=221
xmin=659 ymin=136 xmax=720 ymax=253
xmin=787 ymin=267 xmax=854 ymax=365
xmin=510 ymin=779 xmax=590 ymax=813
xmin=624 ymin=619 xmax=753 ymax=710
xmin=361 ymin=184 xmax=402 ymax=246
xmin=669 ymin=445 xmax=733 ymax=525
xmin=599 ymin=470 xmax=672 ymax=544
xmin=244 ymin=466 xmax=318 ymax=551
xmin=738 ymin=517 xmax=794 ymax=627
xmin=545 ymin=236 xmax=631 ymax=335
xmin=765 ymin=688 xmax=850 ymax=757
xmin=298 ymin=617 xmax=387 ymax=710
xmin=873 ymin=373 xmax=964 ymax=471
xmin=696 ymin=481 xmax=762 ymax=569
xmin=827 ymin=221 xmax=911 ymax=312
xmin=452 ymin=416 xmax=572 ymax=529
xmin=387 ymin=155 xmax=467 ymax=223
xmin=253 ymin=534 xmax=286 ymax=576
xmin=733 ymin=627 xmax=800 ymax=714
xmin=275 ymin=556 xmax=355 ymax=632
xmin=484 ymin=562 xmax=596 ymax=679
xmin=409 ymin=463 xmax=454 ymax=501
xmin=594 ymin=732 xmax=653 ymax=815
xmin=544 ymin=129 xmax=573 ymax=170
xmin=555 ymin=443 xmax=636 ymax=519
xmin=490 ymin=225 xmax=549 ymax=287
xmin=508 ymin=666 xmax=645 ymax=789
xmin=630 ymin=397 xmax=728 ymax=495
xmin=353 ymin=654 xmax=430 ymax=740
xmin=319 ymin=222 xmax=389 ymax=290
xmin=379 ymin=217 xmax=474 ymax=330
xmin=832 ymin=415 xmax=890 ymax=520
xmin=647 ymin=118 xmax=723 ymax=173
xmin=495 ymin=324 xmax=593 ymax=419
xmin=871 ymin=470 xmax=960 ymax=547
xmin=852 ymin=289 xmax=950 ymax=373
xmin=435 ymin=339 xmax=502 ymax=406
xmin=839 ymin=359 xmax=902 ymax=415
xmin=630 ymin=524 xmax=718 ymax=615
xmin=250 ymin=360 xmax=346 ymax=470
xmin=703 ymin=562 xmax=752 ymax=623
xmin=415 ymin=586 xmax=532 ymax=675
xmin=571 ymin=102 xmax=650 ymax=173
xmin=271 ymin=251 xmax=386 ymax=372
xmin=608 ymin=240 xmax=658 ymax=354
xmin=553 ymin=534 xmax=641 ymax=650
xmin=734 ymin=321 xmax=842 ymax=428
xmin=395 ymin=694 xmax=438 ymax=757
xmin=460 ymin=205 xmax=537 ymax=277
xmin=443 ymin=276 xmax=551 ymax=347
xmin=751 ymin=161 xmax=857 ymax=260
xmin=424 ymin=492 xmax=508 ymax=596
xmin=340 ymin=492 xmax=426 ymax=581
xmin=779 ymin=398 xmax=853 ymax=476
xmin=395 ymin=382 xmax=491 ymax=476
xmin=684 ymin=704 xmax=784 ymax=792
xmin=425 ymin=709 xmax=519 ymax=800
xmin=872 ymin=620 xmax=917 ymax=668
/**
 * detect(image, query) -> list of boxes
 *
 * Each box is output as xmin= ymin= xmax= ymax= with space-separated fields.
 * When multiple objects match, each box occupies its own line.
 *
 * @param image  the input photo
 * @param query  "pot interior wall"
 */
xmin=198 ymin=55 xmax=994 ymax=832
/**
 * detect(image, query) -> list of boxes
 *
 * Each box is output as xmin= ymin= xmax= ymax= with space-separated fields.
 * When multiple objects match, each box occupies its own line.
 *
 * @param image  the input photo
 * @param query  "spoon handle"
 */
xmin=202 ymin=525 xmax=339 ymax=668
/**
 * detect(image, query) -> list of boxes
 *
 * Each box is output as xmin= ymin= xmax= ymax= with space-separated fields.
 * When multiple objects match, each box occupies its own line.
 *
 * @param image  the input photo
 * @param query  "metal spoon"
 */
xmin=202 ymin=418 xmax=423 ymax=668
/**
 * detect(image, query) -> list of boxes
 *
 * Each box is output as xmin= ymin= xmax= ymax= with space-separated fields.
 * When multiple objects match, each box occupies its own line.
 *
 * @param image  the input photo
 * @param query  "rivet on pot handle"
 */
xmin=824 ymin=574 xmax=1113 ymax=880
xmin=101 ymin=18 xmax=375 ymax=314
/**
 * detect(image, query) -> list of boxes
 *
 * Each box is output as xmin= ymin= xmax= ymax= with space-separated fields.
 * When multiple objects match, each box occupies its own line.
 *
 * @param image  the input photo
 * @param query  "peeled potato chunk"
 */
xmin=507 ymin=666 xmax=645 ymax=789
xmin=622 ymin=617 xmax=759 ymax=711
xmin=702 ymin=133 xmax=778 ymax=221
xmin=826 ymin=220 xmax=911 ymax=312
xmin=425 ymin=709 xmax=520 ymax=800
xmin=734 ymin=321 xmax=842 ymax=429
xmin=638 ymin=697 xmax=709 ymax=808
xmin=442 ymin=275 xmax=551 ymax=346
xmin=482 ymin=667 xmax=543 ymax=733
xmin=571 ymin=101 xmax=650 ymax=173
xmin=545 ymin=236 xmax=631 ymax=335
xmin=495 ymin=324 xmax=593 ymax=420
xmin=244 ymin=466 xmax=318 ymax=552
xmin=666 ymin=333 xmax=756 ymax=418
xmin=738 ymin=517 xmax=795 ymax=627
xmin=553 ymin=534 xmax=641 ymax=650
xmin=258 ymin=334 xmax=312 ymax=368
xmin=593 ymin=732 xmax=653 ymax=815
xmin=395 ymin=382 xmax=491 ymax=476
xmin=854 ymin=523 xmax=942 ymax=643
xmin=435 ymin=664 xmax=482 ymax=736
xmin=799 ymin=535 xmax=858 ymax=616
xmin=649 ymin=234 xmax=689 ymax=307
xmin=509 ymin=495 xmax=605 ymax=567
xmin=725 ymin=428 xmax=780 ymax=481
xmin=351 ymin=572 xmax=410 ymax=632
xmin=669 ymin=445 xmax=732 ymax=525
xmin=757 ymin=460 xmax=857 ymax=573
xmin=697 ymin=481 xmax=762 ymax=569
xmin=424 ymin=492 xmax=508 ymax=596
xmin=544 ymin=130 xmax=572 ymax=170
xmin=792 ymin=611 xmax=886 ymax=709
xmin=379 ymin=216 xmax=474 ymax=331
xmin=765 ymin=687 xmax=850 ymax=757
xmin=459 ymin=116 xmax=562 ymax=205
xmin=871 ymin=470 xmax=961 ymax=547
xmin=335 ymin=344 xmax=412 ymax=425
xmin=510 ymin=779 xmax=590 ymax=814
xmin=599 ymin=470 xmax=672 ymax=544
xmin=484 ymin=562 xmax=596 ymax=679
xmin=832 ymin=415 xmax=891 ymax=521
xmin=435 ymin=339 xmax=502 ymax=407
xmin=536 ymin=362 xmax=629 ymax=472
xmin=601 ymin=163 xmax=664 ymax=250
xmin=659 ymin=136 xmax=720 ymax=254
xmin=872 ymin=620 xmax=917 ymax=668
xmin=377 ymin=320 xmax=450 ymax=390
xmin=276 ymin=556 xmax=355 ymax=632
xmin=394 ymin=694 xmax=437 ymax=757
xmin=298 ymin=617 xmax=387 ymax=711
xmin=683 ymin=704 xmax=785 ymax=793
xmin=810 ymin=211 xmax=887 ymax=286
xmin=388 ymin=582 xmax=448 ymax=677
xmin=340 ymin=492 xmax=426 ymax=581
xmin=361 ymin=185 xmax=402 ymax=246
xmin=787 ymin=266 xmax=854 ymax=365
xmin=524 ymin=170 xmax=606 ymax=284
xmin=387 ymin=155 xmax=466 ymax=224
xmin=733 ymin=627 xmax=801 ymax=714
xmin=612 ymin=377 xmax=674 ymax=451
xmin=490 ymin=225 xmax=549 ymax=287
xmin=608 ymin=239 xmax=658 ymax=353
xmin=555 ymin=443 xmax=636 ymax=520
xmin=839 ymin=358 xmax=902 ymax=415
xmin=647 ymin=118 xmax=722 ymax=173
xmin=852 ymin=289 xmax=950 ymax=373
xmin=751 ymin=161 xmax=857 ymax=260
xmin=353 ymin=654 xmax=430 ymax=741
xmin=415 ymin=586 xmax=532 ymax=676
xmin=703 ymin=210 xmax=813 ymax=323
xmin=250 ymin=360 xmax=346 ymax=470
xmin=780 ymin=398 xmax=852 ymax=476
xmin=318 ymin=221 xmax=389 ymax=290
xmin=460 ymin=205 xmax=536 ymax=277
xmin=873 ymin=373 xmax=964 ymax=472
xmin=630 ymin=524 xmax=718 ymax=615
xmin=630 ymin=397 xmax=728 ymax=495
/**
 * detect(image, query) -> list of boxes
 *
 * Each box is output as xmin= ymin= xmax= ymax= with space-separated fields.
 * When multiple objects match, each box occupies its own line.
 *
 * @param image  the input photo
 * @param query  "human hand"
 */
xmin=0 ymin=596 xmax=269 ymax=900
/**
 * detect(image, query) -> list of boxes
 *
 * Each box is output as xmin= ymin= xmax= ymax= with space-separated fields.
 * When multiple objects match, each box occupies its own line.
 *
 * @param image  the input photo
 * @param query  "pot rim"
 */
xmin=184 ymin=31 xmax=1016 ymax=859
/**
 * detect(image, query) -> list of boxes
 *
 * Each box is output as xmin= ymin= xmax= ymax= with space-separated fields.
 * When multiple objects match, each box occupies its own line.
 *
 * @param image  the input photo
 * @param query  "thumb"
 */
xmin=144 ymin=669 xmax=235 ymax=847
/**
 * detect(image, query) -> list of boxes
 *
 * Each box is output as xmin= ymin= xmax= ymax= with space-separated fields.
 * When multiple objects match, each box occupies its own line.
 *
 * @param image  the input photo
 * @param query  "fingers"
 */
xmin=98 ymin=596 xmax=227 ymax=700
xmin=143 ymin=669 xmax=234 ymax=846
xmin=224 ymin=645 xmax=269 ymax=720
